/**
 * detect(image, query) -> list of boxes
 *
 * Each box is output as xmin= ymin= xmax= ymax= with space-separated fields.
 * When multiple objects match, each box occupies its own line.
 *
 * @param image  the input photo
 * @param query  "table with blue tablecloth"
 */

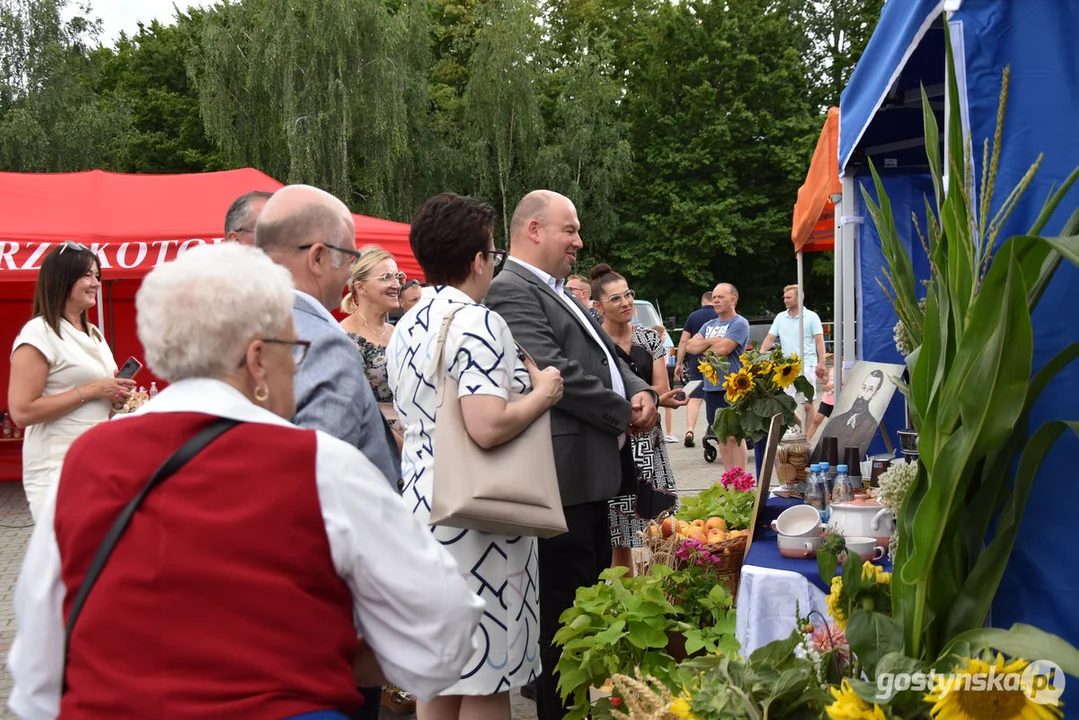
xmin=736 ymin=495 xmax=893 ymax=655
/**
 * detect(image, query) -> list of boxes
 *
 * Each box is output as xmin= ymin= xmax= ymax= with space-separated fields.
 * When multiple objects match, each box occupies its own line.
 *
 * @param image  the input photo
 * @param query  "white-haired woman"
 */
xmin=8 ymin=243 xmax=484 ymax=720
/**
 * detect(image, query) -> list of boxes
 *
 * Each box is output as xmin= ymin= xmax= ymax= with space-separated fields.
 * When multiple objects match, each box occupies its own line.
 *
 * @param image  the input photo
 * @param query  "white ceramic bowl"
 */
xmin=777 ymin=533 xmax=823 ymax=559
xmin=844 ymin=536 xmax=886 ymax=562
xmin=770 ymin=504 xmax=821 ymax=537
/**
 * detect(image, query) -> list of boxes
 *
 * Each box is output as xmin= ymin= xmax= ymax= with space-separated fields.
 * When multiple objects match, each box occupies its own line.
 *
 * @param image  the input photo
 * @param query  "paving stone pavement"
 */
xmin=0 ymin=406 xmax=741 ymax=719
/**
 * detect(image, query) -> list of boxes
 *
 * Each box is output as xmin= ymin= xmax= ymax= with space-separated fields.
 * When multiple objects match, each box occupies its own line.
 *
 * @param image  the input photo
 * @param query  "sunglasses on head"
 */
xmin=400 ymin=279 xmax=421 ymax=290
xmin=59 ymin=241 xmax=92 ymax=255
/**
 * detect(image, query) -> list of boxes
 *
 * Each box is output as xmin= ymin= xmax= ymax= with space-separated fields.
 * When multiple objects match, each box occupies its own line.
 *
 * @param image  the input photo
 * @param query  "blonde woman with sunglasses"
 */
xmin=7 ymin=243 xmax=135 ymax=520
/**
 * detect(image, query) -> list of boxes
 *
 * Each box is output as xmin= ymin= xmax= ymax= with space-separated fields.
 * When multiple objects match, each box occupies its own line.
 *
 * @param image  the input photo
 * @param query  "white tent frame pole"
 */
xmin=797 ymin=250 xmax=805 ymax=427
xmin=833 ymin=196 xmax=845 ymax=393
xmin=842 ymin=175 xmax=858 ymax=364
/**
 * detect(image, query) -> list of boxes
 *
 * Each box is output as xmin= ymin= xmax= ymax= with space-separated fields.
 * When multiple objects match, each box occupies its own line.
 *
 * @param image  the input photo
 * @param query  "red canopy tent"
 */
xmin=0 ymin=169 xmax=417 ymax=481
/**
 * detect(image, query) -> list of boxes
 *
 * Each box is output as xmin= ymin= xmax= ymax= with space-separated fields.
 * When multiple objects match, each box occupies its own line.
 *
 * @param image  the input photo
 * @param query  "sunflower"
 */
xmin=926 ymin=654 xmax=1063 ymax=720
xmin=826 ymin=679 xmax=889 ymax=720
xmin=861 ymin=560 xmax=892 ymax=586
xmin=826 ymin=575 xmax=847 ymax=630
xmin=773 ymin=360 xmax=802 ymax=388
xmin=698 ymin=359 xmax=719 ymax=385
xmin=724 ymin=367 xmax=754 ymax=403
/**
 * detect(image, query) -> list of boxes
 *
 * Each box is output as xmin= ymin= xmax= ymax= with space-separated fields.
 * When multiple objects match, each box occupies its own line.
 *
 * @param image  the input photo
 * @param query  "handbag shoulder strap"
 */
xmin=431 ymin=304 xmax=536 ymax=407
xmin=63 ymin=416 xmax=242 ymax=667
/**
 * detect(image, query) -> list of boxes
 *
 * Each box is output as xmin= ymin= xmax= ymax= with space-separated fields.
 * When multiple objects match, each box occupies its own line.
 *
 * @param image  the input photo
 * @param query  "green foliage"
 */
xmin=862 ymin=36 xmax=1079 ymax=665
xmin=676 ymin=633 xmax=833 ymax=718
xmin=676 ymin=484 xmax=755 ymax=530
xmin=553 ymin=565 xmax=738 ymax=720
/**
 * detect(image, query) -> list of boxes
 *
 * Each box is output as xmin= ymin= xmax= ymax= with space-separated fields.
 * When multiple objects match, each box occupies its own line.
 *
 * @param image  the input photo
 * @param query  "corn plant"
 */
xmin=860 ymin=34 xmax=1079 ymax=667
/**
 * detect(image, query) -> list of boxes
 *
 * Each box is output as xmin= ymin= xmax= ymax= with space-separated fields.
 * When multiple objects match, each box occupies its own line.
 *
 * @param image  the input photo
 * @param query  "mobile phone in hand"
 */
xmin=115 ymin=356 xmax=143 ymax=380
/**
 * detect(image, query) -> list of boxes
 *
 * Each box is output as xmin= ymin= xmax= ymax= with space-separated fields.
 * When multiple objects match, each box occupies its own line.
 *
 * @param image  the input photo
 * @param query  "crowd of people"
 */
xmin=5 ymin=183 xmax=830 ymax=720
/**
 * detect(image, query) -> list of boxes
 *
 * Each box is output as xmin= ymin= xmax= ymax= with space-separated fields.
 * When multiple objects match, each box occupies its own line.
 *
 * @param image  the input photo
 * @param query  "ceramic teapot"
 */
xmin=827 ymin=498 xmax=895 ymax=548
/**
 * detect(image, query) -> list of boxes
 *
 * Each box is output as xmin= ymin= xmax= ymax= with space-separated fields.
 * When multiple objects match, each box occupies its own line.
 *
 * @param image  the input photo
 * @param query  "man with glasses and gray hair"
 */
xmin=224 ymin=190 xmax=274 ymax=245
xmin=257 ymin=185 xmax=401 ymax=720
xmin=256 ymin=185 xmax=399 ymax=492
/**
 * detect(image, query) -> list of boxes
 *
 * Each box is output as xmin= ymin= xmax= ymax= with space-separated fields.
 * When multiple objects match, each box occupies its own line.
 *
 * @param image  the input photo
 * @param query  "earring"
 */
xmin=254 ymin=384 xmax=270 ymax=402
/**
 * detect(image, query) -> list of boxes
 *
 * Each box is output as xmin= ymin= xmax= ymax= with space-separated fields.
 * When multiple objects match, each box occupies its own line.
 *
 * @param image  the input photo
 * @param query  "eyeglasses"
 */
xmin=261 ymin=338 xmax=311 ymax=366
xmin=296 ymin=242 xmax=362 ymax=260
xmin=369 ymin=271 xmax=407 ymax=285
xmin=400 ymin=279 xmax=421 ymax=291
xmin=604 ymin=289 xmax=636 ymax=304
xmin=484 ymin=249 xmax=508 ymax=269
xmin=59 ymin=241 xmax=92 ymax=255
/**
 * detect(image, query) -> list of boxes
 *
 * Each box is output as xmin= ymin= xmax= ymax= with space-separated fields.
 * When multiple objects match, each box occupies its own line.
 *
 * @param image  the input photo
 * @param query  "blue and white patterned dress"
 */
xmin=386 ymin=285 xmax=539 ymax=696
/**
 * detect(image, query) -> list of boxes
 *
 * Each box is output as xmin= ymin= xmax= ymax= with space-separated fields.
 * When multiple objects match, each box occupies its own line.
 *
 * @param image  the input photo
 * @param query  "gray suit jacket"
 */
xmin=291 ymin=293 xmax=401 ymax=491
xmin=485 ymin=261 xmax=651 ymax=506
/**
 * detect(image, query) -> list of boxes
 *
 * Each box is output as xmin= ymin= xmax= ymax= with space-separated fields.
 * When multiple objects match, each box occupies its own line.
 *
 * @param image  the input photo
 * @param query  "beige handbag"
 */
xmin=428 ymin=307 xmax=567 ymax=538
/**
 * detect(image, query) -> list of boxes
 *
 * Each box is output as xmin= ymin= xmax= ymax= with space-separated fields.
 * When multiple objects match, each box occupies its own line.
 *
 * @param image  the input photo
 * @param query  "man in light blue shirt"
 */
xmin=760 ymin=284 xmax=827 ymax=429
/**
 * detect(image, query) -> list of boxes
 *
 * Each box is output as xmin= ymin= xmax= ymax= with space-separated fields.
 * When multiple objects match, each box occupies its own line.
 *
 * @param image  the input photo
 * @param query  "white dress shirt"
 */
xmin=7 ymin=378 xmax=485 ymax=718
xmin=507 ymin=258 xmax=626 ymax=400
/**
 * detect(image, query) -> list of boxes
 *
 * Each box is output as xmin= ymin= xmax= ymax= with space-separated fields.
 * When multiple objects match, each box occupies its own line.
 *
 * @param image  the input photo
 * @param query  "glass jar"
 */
xmin=776 ymin=432 xmax=810 ymax=490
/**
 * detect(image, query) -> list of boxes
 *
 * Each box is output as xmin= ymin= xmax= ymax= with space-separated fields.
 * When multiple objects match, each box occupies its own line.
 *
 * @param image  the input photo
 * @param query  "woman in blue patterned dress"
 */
xmin=387 ymin=193 xmax=564 ymax=720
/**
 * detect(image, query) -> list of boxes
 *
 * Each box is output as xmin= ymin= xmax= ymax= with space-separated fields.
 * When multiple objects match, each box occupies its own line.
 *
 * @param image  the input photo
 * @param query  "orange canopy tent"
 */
xmin=0 ymin=169 xmax=417 ymax=481
xmin=792 ymin=107 xmax=841 ymax=253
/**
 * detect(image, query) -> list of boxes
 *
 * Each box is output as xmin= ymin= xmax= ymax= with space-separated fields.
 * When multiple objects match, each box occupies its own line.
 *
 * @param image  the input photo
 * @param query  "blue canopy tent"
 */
xmin=836 ymin=0 xmax=1079 ymax=699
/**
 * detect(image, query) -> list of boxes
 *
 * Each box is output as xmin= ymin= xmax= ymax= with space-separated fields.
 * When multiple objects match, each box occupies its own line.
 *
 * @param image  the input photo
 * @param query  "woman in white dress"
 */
xmin=7 ymin=242 xmax=135 ymax=520
xmin=387 ymin=193 xmax=563 ymax=720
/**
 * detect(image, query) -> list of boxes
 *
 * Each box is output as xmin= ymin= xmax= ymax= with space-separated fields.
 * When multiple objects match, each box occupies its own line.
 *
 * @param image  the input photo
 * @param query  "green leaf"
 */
xmin=845 ymin=610 xmax=903 ymax=677
xmin=939 ymin=624 xmax=1079 ymax=679
xmin=627 ymin=620 xmax=667 ymax=649
xmin=906 ymin=249 xmax=1033 ymax=583
xmin=946 ymin=421 xmax=1079 ymax=639
xmin=817 ymin=547 xmax=839 ymax=589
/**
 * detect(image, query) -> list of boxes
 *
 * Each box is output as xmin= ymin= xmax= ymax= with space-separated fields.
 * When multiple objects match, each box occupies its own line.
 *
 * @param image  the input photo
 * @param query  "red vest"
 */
xmin=54 ymin=412 xmax=361 ymax=719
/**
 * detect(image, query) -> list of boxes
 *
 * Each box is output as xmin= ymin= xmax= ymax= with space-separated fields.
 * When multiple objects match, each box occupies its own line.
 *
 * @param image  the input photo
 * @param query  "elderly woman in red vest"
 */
xmin=7 ymin=243 xmax=484 ymax=720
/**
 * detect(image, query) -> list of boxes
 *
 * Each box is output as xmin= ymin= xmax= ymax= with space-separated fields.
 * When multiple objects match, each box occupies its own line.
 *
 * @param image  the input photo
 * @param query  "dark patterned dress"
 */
xmin=608 ymin=324 xmax=678 ymax=548
xmin=345 ymin=333 xmax=393 ymax=403
xmin=386 ymin=285 xmax=539 ymax=695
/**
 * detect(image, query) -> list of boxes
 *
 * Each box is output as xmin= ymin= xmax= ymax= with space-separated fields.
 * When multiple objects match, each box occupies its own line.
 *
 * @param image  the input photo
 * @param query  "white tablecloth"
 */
xmin=736 ymin=563 xmax=830 ymax=656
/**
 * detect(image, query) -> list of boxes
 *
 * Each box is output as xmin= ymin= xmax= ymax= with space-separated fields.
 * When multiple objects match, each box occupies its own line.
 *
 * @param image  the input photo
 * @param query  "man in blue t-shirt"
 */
xmin=674 ymin=291 xmax=717 ymax=447
xmin=685 ymin=283 xmax=750 ymax=469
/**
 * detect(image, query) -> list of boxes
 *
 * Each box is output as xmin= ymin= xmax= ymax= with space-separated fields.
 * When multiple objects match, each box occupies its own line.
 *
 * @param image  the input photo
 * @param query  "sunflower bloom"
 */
xmin=773 ymin=361 xmax=802 ymax=388
xmin=698 ymin=359 xmax=719 ymax=385
xmin=669 ymin=696 xmax=696 ymax=719
xmin=861 ymin=561 xmax=891 ymax=586
xmin=926 ymin=654 xmax=1063 ymax=720
xmin=724 ymin=367 xmax=754 ymax=403
xmin=826 ymin=679 xmax=888 ymax=720
xmin=826 ymin=576 xmax=847 ymax=630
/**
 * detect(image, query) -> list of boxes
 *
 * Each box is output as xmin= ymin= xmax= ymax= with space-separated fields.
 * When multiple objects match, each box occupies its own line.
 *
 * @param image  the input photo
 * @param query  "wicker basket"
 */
xmin=640 ymin=512 xmax=748 ymax=597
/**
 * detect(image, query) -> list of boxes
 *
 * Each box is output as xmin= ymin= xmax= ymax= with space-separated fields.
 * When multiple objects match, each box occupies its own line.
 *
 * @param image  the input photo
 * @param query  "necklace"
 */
xmin=358 ymin=311 xmax=392 ymax=346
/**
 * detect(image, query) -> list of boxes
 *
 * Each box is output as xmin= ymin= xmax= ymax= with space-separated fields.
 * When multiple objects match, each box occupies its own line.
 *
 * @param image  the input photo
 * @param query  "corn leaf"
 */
xmin=946 ymin=421 xmax=1079 ymax=640
xmin=939 ymin=624 xmax=1079 ymax=679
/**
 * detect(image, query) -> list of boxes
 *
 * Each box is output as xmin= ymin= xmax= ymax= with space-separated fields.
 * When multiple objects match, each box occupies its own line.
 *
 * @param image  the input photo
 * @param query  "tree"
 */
xmin=538 ymin=31 xmax=631 ymax=268
xmin=0 ymin=0 xmax=131 ymax=171
xmin=800 ymin=0 xmax=886 ymax=109
xmin=612 ymin=0 xmax=819 ymax=318
xmin=89 ymin=13 xmax=223 ymax=173
xmin=459 ymin=0 xmax=545 ymax=242
xmin=191 ymin=0 xmax=430 ymax=219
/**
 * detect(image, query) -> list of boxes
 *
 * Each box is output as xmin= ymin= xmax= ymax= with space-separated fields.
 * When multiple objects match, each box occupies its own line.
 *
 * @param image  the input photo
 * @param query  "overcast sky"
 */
xmin=80 ymin=0 xmax=214 ymax=45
